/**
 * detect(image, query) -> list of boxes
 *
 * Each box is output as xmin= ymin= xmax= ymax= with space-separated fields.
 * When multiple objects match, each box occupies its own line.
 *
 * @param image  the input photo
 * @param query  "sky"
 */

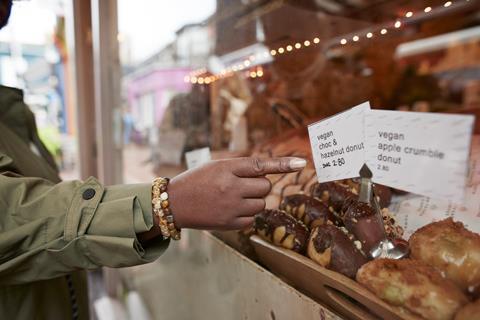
xmin=118 ymin=0 xmax=216 ymax=62
xmin=0 ymin=0 xmax=216 ymax=63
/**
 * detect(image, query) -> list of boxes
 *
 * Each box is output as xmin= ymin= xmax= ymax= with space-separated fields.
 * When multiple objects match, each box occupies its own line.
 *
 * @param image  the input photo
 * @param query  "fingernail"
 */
xmin=289 ymin=158 xmax=306 ymax=170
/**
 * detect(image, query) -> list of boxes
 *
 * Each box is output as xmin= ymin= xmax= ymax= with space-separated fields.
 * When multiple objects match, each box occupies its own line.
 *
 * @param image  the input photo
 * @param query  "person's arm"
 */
xmin=0 ymin=167 xmax=168 ymax=286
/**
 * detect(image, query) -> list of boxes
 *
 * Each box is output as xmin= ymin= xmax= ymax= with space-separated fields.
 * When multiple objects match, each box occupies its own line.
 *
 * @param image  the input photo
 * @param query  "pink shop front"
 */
xmin=125 ymin=67 xmax=192 ymax=145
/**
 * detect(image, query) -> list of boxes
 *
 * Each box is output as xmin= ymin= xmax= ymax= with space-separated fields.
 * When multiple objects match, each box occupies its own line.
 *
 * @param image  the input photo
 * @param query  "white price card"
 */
xmin=308 ymin=102 xmax=370 ymax=182
xmin=185 ymin=147 xmax=211 ymax=170
xmin=365 ymin=110 xmax=474 ymax=201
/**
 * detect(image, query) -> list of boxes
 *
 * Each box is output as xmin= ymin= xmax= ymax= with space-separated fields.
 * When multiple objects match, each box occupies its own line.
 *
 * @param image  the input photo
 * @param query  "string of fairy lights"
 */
xmin=184 ymin=0 xmax=474 ymax=85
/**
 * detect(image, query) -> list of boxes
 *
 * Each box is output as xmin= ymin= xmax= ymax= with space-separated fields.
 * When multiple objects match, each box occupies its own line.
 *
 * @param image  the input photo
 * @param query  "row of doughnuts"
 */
xmin=254 ymin=180 xmax=404 ymax=279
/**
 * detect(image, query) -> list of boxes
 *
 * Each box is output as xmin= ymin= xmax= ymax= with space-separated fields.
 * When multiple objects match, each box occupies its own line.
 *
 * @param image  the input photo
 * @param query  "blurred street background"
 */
xmin=0 ymin=0 xmax=215 ymax=183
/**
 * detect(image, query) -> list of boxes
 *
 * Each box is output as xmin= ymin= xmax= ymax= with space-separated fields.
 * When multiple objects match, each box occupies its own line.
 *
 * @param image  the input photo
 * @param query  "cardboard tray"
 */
xmin=250 ymin=235 xmax=420 ymax=320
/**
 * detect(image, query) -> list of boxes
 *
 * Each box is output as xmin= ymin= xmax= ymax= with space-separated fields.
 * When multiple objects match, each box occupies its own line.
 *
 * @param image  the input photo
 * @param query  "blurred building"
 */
xmin=123 ymin=19 xmax=214 ymax=145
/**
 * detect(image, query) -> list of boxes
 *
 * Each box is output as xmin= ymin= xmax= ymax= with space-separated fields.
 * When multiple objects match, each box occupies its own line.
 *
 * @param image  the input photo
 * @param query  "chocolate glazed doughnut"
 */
xmin=310 ymin=182 xmax=356 ymax=212
xmin=254 ymin=210 xmax=309 ymax=253
xmin=342 ymin=200 xmax=385 ymax=256
xmin=279 ymin=194 xmax=341 ymax=227
xmin=307 ymin=225 xmax=368 ymax=278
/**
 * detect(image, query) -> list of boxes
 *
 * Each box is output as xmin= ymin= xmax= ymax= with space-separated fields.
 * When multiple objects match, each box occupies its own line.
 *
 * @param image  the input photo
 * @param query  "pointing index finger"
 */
xmin=232 ymin=157 xmax=307 ymax=177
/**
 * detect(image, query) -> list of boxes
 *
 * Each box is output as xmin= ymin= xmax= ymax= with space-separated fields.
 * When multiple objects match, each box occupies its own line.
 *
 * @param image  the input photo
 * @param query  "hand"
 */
xmin=168 ymin=157 xmax=306 ymax=230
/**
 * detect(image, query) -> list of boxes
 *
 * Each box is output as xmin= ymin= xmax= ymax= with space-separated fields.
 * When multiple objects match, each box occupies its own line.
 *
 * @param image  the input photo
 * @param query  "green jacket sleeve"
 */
xmin=0 ymin=162 xmax=169 ymax=285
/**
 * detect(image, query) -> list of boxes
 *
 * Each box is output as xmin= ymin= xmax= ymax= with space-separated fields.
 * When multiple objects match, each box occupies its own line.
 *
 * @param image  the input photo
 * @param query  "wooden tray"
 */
xmin=250 ymin=235 xmax=419 ymax=320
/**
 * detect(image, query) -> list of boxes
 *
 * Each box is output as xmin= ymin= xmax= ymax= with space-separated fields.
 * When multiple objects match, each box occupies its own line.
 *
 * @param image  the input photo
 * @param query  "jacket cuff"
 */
xmin=65 ymin=177 xmax=168 ymax=267
xmin=99 ymin=183 xmax=155 ymax=234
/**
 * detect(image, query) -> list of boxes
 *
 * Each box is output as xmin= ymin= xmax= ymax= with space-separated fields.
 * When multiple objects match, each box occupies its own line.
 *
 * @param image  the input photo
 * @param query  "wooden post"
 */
xmin=91 ymin=0 xmax=123 ymax=185
xmin=65 ymin=0 xmax=98 ymax=179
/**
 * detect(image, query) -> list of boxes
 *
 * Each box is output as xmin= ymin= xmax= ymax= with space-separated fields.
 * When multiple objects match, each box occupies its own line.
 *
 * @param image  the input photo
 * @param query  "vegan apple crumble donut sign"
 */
xmin=308 ymin=102 xmax=475 ymax=202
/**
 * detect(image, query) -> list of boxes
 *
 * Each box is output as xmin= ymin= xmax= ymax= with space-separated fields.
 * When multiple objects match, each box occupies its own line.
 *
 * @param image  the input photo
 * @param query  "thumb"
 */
xmin=232 ymin=157 xmax=306 ymax=177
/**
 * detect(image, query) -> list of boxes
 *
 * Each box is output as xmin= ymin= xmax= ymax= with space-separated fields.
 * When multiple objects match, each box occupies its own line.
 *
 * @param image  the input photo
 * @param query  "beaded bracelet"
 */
xmin=152 ymin=177 xmax=181 ymax=240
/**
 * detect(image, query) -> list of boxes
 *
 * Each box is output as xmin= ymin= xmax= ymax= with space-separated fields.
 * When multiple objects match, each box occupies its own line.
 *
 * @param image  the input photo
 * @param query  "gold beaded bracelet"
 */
xmin=152 ymin=177 xmax=181 ymax=240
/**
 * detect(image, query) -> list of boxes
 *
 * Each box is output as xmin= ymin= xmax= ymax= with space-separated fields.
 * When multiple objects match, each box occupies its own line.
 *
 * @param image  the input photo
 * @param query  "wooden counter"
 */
xmin=121 ymin=230 xmax=343 ymax=320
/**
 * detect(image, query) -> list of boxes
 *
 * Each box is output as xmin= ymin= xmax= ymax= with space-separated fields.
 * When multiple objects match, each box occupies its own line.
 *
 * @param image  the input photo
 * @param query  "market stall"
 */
xmin=124 ymin=1 xmax=480 ymax=319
